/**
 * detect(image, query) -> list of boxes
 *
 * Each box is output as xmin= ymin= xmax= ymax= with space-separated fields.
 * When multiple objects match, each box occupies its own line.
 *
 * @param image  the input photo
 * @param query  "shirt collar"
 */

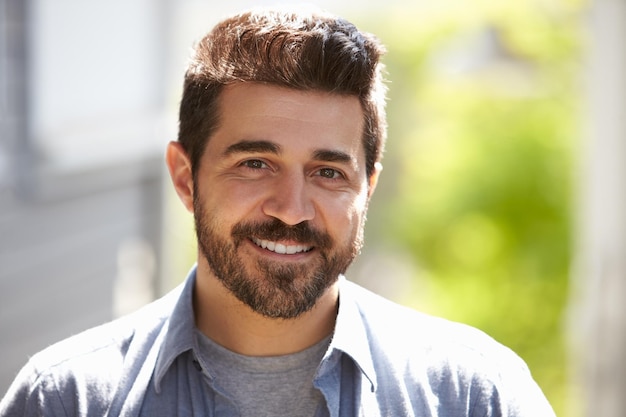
xmin=153 ymin=267 xmax=378 ymax=392
xmin=327 ymin=276 xmax=378 ymax=392
xmin=153 ymin=265 xmax=199 ymax=392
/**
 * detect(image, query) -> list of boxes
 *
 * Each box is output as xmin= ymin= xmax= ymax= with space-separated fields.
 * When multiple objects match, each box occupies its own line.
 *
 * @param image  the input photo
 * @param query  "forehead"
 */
xmin=209 ymin=83 xmax=365 ymax=162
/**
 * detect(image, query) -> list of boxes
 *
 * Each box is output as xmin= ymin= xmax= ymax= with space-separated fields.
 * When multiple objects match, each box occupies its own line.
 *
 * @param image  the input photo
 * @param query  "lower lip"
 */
xmin=246 ymin=239 xmax=314 ymax=261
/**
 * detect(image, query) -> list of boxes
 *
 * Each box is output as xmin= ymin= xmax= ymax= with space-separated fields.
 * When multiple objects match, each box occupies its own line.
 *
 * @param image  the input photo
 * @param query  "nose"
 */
xmin=262 ymin=174 xmax=316 ymax=226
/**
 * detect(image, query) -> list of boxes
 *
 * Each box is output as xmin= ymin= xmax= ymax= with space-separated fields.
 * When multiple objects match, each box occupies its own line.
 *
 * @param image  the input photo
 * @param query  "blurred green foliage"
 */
xmin=363 ymin=1 xmax=583 ymax=414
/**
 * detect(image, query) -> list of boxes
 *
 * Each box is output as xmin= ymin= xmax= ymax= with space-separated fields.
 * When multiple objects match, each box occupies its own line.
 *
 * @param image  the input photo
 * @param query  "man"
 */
xmin=0 ymin=7 xmax=555 ymax=417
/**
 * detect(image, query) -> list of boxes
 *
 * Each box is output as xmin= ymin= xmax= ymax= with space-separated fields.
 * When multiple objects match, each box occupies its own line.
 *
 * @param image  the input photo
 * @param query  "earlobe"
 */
xmin=165 ymin=141 xmax=195 ymax=212
xmin=367 ymin=162 xmax=383 ymax=198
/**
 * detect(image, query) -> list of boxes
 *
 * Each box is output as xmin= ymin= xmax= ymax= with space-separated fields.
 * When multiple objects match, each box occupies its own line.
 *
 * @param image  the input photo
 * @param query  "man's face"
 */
xmin=192 ymin=83 xmax=376 ymax=319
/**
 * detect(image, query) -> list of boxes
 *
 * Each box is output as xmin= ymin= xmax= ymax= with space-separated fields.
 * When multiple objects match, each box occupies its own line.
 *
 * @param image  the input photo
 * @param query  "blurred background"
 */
xmin=1 ymin=0 xmax=624 ymax=416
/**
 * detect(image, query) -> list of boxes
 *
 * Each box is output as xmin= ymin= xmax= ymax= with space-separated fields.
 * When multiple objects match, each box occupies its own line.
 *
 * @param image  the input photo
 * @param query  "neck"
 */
xmin=193 ymin=258 xmax=339 ymax=356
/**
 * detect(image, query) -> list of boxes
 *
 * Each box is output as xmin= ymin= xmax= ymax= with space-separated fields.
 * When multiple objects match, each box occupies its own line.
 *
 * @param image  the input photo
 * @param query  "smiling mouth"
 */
xmin=252 ymin=238 xmax=313 ymax=255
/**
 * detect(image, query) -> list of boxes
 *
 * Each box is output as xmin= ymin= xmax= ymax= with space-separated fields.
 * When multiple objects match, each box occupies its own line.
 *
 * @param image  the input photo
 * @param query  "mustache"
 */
xmin=232 ymin=219 xmax=332 ymax=249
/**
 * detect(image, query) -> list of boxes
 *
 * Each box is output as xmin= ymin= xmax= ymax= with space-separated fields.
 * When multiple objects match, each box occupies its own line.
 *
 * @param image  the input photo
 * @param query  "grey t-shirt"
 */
xmin=195 ymin=330 xmax=331 ymax=417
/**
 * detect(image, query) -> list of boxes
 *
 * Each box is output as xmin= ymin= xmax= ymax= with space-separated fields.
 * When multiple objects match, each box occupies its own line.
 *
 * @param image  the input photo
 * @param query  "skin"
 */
xmin=166 ymin=82 xmax=380 ymax=356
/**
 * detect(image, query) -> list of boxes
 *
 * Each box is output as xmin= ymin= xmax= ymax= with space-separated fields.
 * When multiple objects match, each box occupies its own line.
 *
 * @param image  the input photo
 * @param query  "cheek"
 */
xmin=323 ymin=192 xmax=369 ymax=237
xmin=201 ymin=182 xmax=263 ymax=219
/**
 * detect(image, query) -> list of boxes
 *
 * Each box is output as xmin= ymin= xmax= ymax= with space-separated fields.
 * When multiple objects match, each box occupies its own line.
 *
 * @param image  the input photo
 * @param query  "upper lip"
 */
xmin=252 ymin=238 xmax=312 ymax=255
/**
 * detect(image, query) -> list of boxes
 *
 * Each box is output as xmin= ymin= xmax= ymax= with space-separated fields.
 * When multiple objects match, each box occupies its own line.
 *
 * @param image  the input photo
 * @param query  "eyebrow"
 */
xmin=222 ymin=140 xmax=281 ymax=156
xmin=312 ymin=149 xmax=354 ymax=165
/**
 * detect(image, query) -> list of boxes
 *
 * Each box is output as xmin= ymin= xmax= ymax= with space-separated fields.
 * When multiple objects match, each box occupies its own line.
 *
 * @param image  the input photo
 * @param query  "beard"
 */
xmin=193 ymin=195 xmax=364 ymax=319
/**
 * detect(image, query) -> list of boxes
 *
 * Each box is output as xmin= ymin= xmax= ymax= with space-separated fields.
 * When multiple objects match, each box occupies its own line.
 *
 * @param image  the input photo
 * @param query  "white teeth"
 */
xmin=253 ymin=238 xmax=311 ymax=255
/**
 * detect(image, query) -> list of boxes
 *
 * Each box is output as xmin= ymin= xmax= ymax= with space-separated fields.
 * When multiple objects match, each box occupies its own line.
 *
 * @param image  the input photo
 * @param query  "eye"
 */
xmin=241 ymin=159 xmax=268 ymax=169
xmin=318 ymin=168 xmax=342 ymax=179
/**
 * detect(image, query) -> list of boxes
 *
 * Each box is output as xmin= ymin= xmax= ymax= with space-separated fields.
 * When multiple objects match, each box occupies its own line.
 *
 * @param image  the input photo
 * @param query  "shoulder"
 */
xmin=0 ymin=287 xmax=180 ymax=416
xmin=31 ymin=287 xmax=177 ymax=374
xmin=344 ymin=280 xmax=555 ymax=415
xmin=348 ymin=279 xmax=526 ymax=372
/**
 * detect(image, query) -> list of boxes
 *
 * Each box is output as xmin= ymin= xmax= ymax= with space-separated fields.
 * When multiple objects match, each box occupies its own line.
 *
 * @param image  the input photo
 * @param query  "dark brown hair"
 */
xmin=177 ymin=7 xmax=387 ymax=179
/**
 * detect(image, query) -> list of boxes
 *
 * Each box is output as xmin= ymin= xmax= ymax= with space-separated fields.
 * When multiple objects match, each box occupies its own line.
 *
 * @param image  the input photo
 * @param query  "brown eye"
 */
xmin=243 ymin=160 xmax=266 ymax=169
xmin=319 ymin=168 xmax=340 ymax=179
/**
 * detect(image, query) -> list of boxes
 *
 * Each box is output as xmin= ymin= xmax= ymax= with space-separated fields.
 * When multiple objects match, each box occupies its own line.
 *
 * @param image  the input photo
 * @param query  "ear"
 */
xmin=367 ymin=162 xmax=383 ymax=199
xmin=165 ymin=141 xmax=195 ymax=213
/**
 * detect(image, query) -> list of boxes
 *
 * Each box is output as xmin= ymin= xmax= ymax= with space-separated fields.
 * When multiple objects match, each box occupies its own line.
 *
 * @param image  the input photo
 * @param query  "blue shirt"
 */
xmin=0 ymin=266 xmax=555 ymax=416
